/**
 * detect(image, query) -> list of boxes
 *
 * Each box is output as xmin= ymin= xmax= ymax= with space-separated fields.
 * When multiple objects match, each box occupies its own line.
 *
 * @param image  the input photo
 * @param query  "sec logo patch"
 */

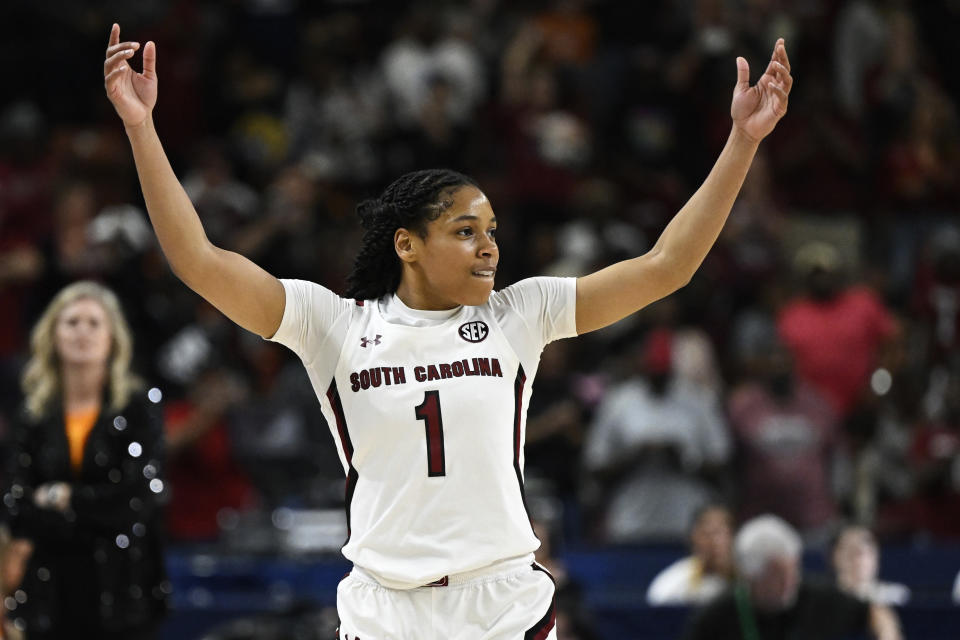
xmin=458 ymin=321 xmax=489 ymax=343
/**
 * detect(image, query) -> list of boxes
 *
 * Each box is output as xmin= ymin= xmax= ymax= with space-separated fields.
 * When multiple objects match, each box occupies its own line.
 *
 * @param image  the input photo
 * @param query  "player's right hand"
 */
xmin=104 ymin=23 xmax=157 ymax=129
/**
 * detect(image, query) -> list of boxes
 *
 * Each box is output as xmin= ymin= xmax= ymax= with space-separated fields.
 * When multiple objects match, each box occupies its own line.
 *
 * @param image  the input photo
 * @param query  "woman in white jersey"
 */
xmin=104 ymin=22 xmax=792 ymax=639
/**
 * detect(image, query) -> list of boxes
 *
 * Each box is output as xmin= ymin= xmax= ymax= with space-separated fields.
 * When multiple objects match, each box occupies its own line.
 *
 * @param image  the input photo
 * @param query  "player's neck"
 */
xmin=395 ymin=279 xmax=459 ymax=311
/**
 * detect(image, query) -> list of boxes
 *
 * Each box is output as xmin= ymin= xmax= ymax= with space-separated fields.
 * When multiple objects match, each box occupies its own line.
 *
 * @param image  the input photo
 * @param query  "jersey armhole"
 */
xmin=322 ymin=300 xmax=367 ymax=385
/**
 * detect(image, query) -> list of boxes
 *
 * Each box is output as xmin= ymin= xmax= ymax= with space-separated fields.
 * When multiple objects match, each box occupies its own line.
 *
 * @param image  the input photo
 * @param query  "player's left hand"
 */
xmin=731 ymin=38 xmax=792 ymax=144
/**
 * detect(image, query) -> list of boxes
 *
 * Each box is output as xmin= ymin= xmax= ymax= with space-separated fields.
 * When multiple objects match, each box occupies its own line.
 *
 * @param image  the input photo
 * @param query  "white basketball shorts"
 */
xmin=335 ymin=555 xmax=557 ymax=640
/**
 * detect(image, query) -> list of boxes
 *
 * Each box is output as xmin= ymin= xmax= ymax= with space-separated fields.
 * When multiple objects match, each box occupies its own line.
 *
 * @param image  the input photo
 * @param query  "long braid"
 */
xmin=345 ymin=169 xmax=478 ymax=300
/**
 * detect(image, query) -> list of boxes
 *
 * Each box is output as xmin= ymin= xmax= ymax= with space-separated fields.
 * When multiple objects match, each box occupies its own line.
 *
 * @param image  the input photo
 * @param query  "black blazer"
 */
xmin=4 ymin=387 xmax=169 ymax=634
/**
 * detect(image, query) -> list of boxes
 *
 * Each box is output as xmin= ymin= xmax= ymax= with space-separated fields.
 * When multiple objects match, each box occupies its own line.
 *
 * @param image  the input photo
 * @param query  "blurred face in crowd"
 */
xmin=763 ymin=343 xmax=795 ymax=400
xmin=691 ymin=506 xmax=733 ymax=575
xmin=636 ymin=329 xmax=672 ymax=395
xmin=55 ymin=298 xmax=112 ymax=369
xmin=805 ymin=266 xmax=840 ymax=301
xmin=750 ymin=553 xmax=800 ymax=612
xmin=832 ymin=526 xmax=879 ymax=595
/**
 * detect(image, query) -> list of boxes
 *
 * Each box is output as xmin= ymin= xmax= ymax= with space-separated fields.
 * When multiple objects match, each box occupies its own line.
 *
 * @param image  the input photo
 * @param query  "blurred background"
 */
xmin=1 ymin=0 xmax=959 ymax=638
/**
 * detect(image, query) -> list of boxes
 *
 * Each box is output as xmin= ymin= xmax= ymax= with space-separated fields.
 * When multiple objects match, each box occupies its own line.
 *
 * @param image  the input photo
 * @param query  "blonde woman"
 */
xmin=3 ymin=281 xmax=168 ymax=640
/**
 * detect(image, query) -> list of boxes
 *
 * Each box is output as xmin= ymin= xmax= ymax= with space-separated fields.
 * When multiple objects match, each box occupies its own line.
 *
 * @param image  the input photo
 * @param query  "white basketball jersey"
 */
xmin=269 ymin=277 xmax=576 ymax=590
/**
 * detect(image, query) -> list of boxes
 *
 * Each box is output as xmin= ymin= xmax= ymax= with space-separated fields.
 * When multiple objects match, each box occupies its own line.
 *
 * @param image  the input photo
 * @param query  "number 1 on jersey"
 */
xmin=415 ymin=391 xmax=446 ymax=477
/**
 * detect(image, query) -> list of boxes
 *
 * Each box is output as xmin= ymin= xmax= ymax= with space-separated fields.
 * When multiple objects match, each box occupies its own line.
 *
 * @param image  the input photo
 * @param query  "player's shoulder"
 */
xmin=488 ymin=276 xmax=573 ymax=308
xmin=281 ymin=278 xmax=358 ymax=312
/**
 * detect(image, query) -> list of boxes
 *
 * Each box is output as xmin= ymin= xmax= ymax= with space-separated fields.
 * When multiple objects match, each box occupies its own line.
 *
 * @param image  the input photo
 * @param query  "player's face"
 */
xmin=412 ymin=186 xmax=499 ymax=308
xmin=54 ymin=298 xmax=113 ymax=368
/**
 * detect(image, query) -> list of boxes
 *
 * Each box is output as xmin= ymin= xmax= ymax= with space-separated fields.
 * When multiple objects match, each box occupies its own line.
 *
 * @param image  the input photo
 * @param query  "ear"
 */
xmin=395 ymin=228 xmax=417 ymax=263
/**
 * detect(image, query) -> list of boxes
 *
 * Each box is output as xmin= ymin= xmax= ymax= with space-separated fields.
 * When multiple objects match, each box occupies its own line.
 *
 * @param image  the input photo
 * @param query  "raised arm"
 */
xmin=103 ymin=24 xmax=284 ymax=338
xmin=575 ymin=39 xmax=793 ymax=334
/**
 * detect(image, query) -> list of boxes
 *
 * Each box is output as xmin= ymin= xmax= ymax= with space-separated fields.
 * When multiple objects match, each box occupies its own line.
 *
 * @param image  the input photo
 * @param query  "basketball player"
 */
xmin=104 ymin=22 xmax=791 ymax=639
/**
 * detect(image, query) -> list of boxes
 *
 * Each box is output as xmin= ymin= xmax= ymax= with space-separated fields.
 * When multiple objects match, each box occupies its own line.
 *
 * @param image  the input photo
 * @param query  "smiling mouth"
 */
xmin=472 ymin=269 xmax=496 ymax=278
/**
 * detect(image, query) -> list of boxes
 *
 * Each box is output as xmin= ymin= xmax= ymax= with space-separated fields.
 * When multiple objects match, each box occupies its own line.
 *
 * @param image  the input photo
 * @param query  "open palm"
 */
xmin=103 ymin=23 xmax=157 ymax=128
xmin=731 ymin=38 xmax=793 ymax=143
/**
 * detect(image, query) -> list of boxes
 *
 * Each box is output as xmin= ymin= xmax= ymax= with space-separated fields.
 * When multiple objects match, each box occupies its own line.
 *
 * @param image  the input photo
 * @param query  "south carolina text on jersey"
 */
xmin=349 ymin=357 xmax=504 ymax=392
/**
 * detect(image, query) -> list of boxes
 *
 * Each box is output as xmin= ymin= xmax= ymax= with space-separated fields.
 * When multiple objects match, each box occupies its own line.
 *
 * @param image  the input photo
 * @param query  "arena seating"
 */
xmin=162 ymin=544 xmax=960 ymax=639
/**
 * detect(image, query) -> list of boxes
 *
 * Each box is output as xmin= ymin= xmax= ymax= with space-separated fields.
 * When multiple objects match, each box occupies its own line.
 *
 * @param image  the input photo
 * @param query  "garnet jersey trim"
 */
xmin=512 ymin=366 xmax=535 ymax=533
xmin=525 ymin=562 xmax=557 ymax=640
xmin=327 ymin=379 xmax=358 ymax=541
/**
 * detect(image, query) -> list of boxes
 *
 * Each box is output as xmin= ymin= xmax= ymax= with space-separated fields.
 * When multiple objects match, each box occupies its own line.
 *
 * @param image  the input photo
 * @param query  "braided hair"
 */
xmin=345 ymin=169 xmax=479 ymax=300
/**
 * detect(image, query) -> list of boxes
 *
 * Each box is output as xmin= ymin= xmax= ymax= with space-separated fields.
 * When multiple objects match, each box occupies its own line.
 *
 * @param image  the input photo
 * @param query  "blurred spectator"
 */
xmin=683 ymin=515 xmax=902 ymax=640
xmin=833 ymin=0 xmax=887 ymax=119
xmin=227 ymin=337 xmax=340 ymax=509
xmin=871 ymin=8 xmax=960 ymax=209
xmin=532 ymin=0 xmax=598 ymax=68
xmin=32 ymin=180 xmax=155 ymax=345
xmin=583 ymin=329 xmax=730 ymax=542
xmin=647 ymin=503 xmax=734 ymax=606
xmin=672 ymin=327 xmax=725 ymax=408
xmin=229 ymin=165 xmax=339 ymax=283
xmin=880 ymin=366 xmax=960 ymax=540
xmin=880 ymin=79 xmax=960 ymax=209
xmin=831 ymin=524 xmax=910 ymax=606
xmin=217 ymin=47 xmax=286 ymax=183
xmin=163 ymin=367 xmax=255 ymax=542
xmin=381 ymin=8 xmax=485 ymax=128
xmin=0 ymin=102 xmax=50 ymax=411
xmin=0 ymin=525 xmax=27 ymax=640
xmin=497 ymin=22 xmax=589 ymax=208
xmin=778 ymin=242 xmax=898 ymax=419
xmin=404 ymin=72 xmax=470 ymax=169
xmin=911 ymin=225 xmax=960 ymax=366
xmin=538 ymin=178 xmax=640 ymax=280
xmin=284 ymin=13 xmax=387 ymax=184
xmin=525 ymin=341 xmax=587 ymax=504
xmin=710 ymin=150 xmax=786 ymax=307
xmin=3 ymin=282 xmax=167 ymax=639
xmin=181 ymin=142 xmax=260 ymax=249
xmin=530 ymin=500 xmax=598 ymax=640
xmin=769 ymin=68 xmax=869 ymax=210
xmin=728 ymin=339 xmax=839 ymax=537
xmin=34 ymin=182 xmax=110 ymax=303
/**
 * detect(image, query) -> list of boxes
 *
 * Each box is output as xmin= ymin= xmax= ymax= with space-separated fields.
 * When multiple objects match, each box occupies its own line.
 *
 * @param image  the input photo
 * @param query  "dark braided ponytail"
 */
xmin=345 ymin=169 xmax=478 ymax=300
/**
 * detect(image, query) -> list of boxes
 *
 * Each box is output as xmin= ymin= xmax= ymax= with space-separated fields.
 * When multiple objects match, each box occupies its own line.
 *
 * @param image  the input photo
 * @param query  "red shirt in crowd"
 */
xmin=164 ymin=400 xmax=256 ymax=541
xmin=777 ymin=287 xmax=896 ymax=417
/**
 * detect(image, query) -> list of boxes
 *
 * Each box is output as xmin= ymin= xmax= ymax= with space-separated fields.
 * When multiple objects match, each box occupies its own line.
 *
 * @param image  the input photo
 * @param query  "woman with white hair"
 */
xmin=2 ymin=281 xmax=168 ymax=639
xmin=683 ymin=515 xmax=902 ymax=640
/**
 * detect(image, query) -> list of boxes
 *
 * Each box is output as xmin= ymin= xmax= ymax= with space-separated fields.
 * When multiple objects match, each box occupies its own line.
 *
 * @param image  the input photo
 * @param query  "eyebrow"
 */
xmin=450 ymin=214 xmax=497 ymax=223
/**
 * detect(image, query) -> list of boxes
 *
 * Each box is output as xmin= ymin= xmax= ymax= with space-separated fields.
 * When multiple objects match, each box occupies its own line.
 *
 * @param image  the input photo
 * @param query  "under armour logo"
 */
xmin=360 ymin=335 xmax=382 ymax=348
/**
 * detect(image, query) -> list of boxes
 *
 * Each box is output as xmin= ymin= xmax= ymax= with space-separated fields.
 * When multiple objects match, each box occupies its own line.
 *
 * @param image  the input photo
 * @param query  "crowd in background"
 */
xmin=1 ymin=0 xmax=959 ymax=575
